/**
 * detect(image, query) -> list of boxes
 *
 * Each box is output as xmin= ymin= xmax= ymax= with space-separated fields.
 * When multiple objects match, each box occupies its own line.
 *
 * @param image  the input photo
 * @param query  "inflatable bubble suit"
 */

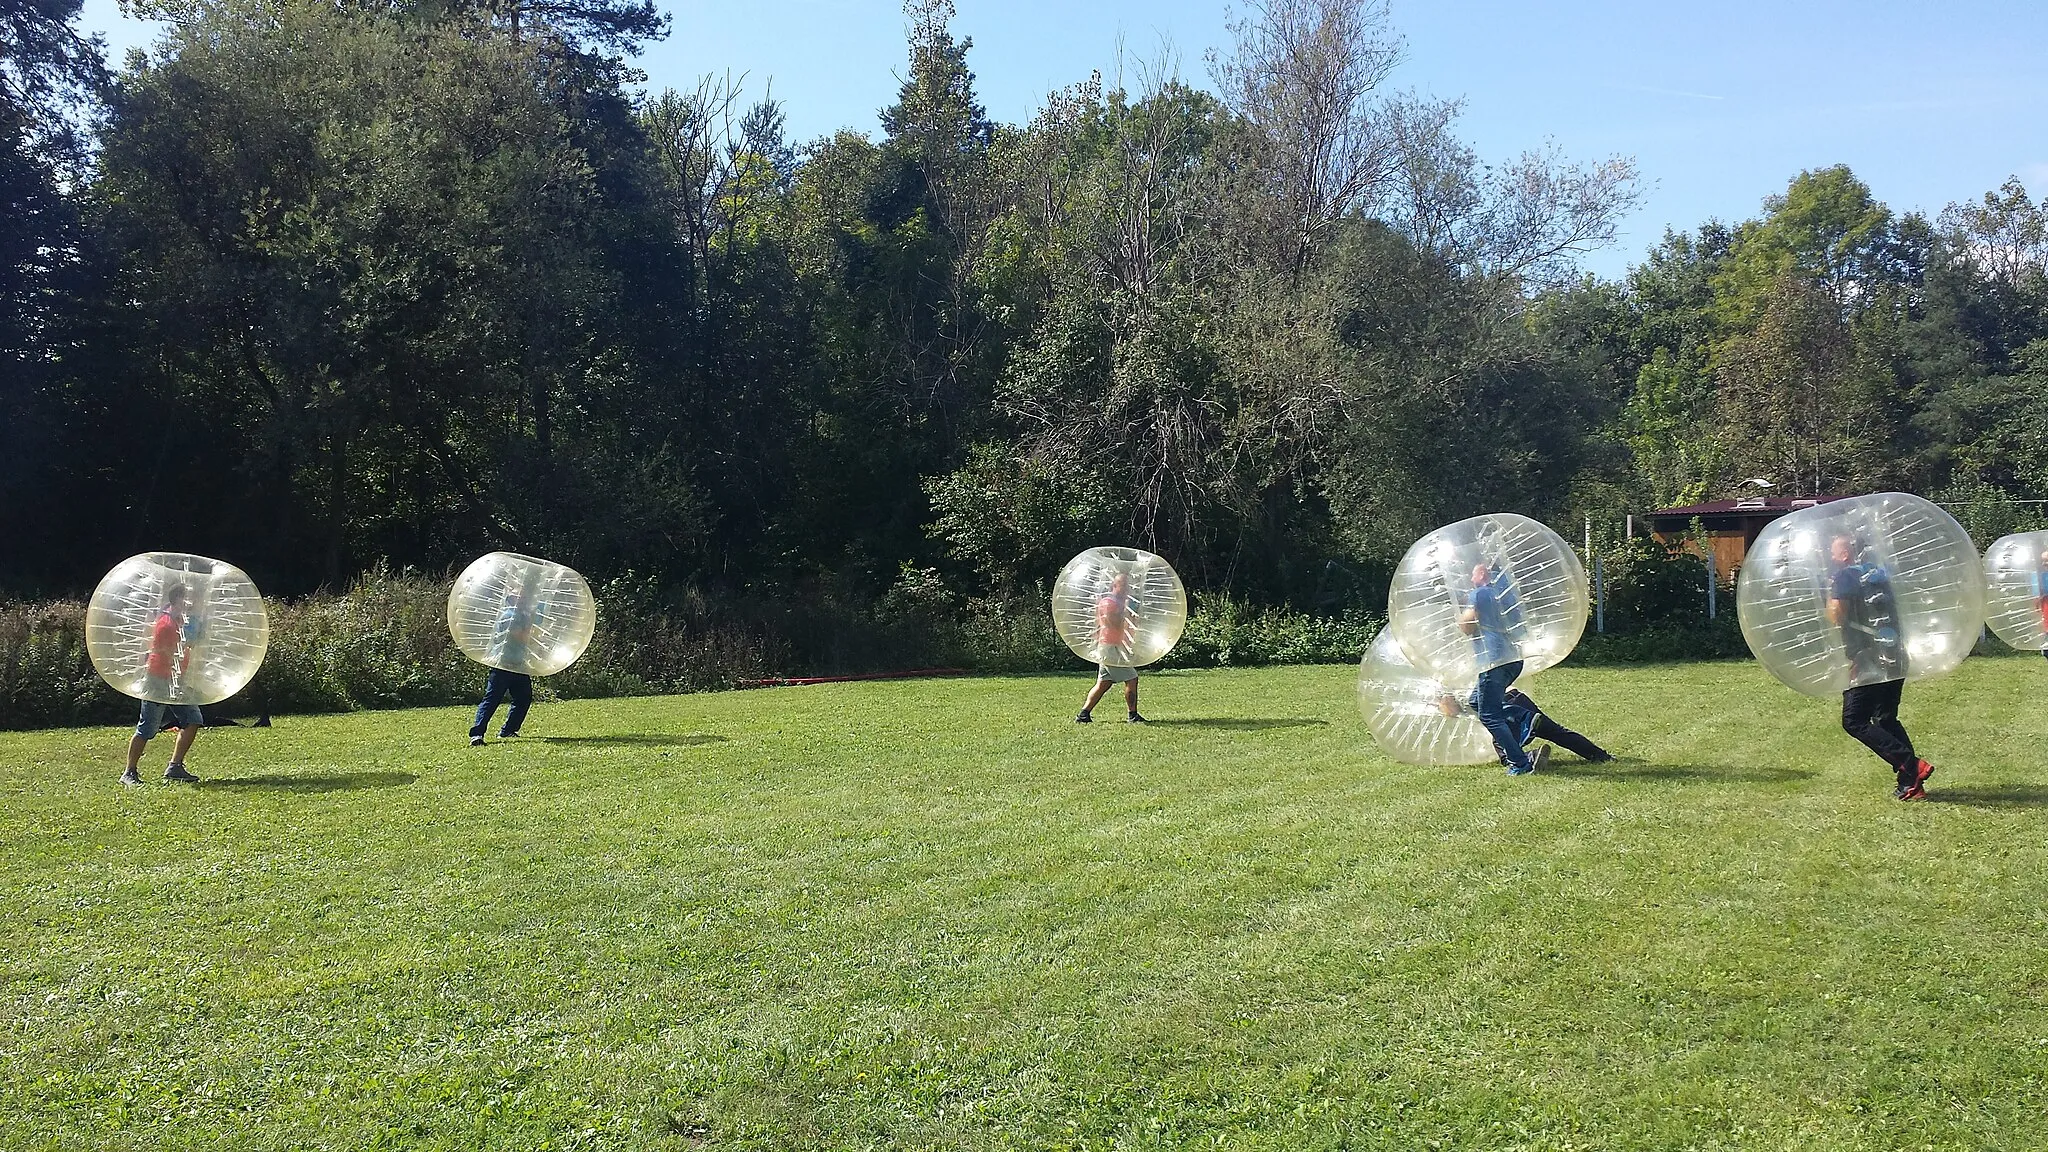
xmin=447 ymin=552 xmax=597 ymax=677
xmin=1736 ymin=493 xmax=1984 ymax=697
xmin=86 ymin=553 xmax=269 ymax=705
xmin=1386 ymin=514 xmax=1590 ymax=689
xmin=1051 ymin=547 xmax=1187 ymax=668
xmin=1357 ymin=628 xmax=1503 ymax=765
xmin=1982 ymin=530 xmax=2048 ymax=651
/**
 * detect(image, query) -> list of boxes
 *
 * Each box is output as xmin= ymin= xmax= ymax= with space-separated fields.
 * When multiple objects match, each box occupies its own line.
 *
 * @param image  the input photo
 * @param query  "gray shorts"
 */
xmin=136 ymin=698 xmax=205 ymax=740
xmin=1096 ymin=664 xmax=1138 ymax=684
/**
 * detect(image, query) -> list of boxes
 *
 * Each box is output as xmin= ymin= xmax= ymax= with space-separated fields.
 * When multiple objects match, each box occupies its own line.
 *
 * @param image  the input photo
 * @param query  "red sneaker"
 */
xmin=1895 ymin=759 xmax=1934 ymax=801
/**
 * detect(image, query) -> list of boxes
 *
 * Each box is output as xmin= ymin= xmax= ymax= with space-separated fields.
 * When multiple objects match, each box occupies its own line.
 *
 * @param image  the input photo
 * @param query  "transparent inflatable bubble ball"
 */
xmin=1386 ymin=513 xmax=1590 ymax=690
xmin=86 ymin=552 xmax=269 ymax=706
xmin=1982 ymin=530 xmax=2048 ymax=651
xmin=1737 ymin=492 xmax=1985 ymax=697
xmin=1051 ymin=546 xmax=1188 ymax=668
xmin=447 ymin=552 xmax=597 ymax=677
xmin=1358 ymin=628 xmax=1505 ymax=766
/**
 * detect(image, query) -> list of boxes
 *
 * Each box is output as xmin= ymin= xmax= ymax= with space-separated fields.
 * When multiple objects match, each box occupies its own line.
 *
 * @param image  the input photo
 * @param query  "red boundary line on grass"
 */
xmin=736 ymin=668 xmax=971 ymax=689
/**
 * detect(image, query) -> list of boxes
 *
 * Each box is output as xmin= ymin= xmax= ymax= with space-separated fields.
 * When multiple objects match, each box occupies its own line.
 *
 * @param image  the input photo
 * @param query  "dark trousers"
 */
xmin=1842 ymin=678 xmax=1914 ymax=773
xmin=1531 ymin=714 xmax=1609 ymax=762
xmin=1473 ymin=659 xmax=1531 ymax=772
xmin=471 ymin=669 xmax=533 ymax=738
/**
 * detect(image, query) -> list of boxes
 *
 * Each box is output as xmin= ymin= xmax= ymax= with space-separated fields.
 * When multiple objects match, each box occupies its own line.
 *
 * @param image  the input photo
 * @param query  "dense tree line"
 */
xmin=5 ymin=0 xmax=2045 ymax=653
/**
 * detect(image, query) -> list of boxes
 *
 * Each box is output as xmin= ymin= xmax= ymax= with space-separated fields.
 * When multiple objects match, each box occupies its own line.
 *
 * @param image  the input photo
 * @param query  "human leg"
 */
xmin=124 ymin=700 xmax=166 ymax=782
xmin=499 ymin=673 xmax=533 ymax=736
xmin=1868 ymin=679 xmax=1934 ymax=797
xmin=1869 ymin=678 xmax=1913 ymax=762
xmin=1124 ymin=675 xmax=1142 ymax=720
xmin=1078 ymin=677 xmax=1113 ymax=719
xmin=471 ymin=669 xmax=510 ymax=739
xmin=1842 ymin=681 xmax=1913 ymax=769
xmin=1085 ymin=665 xmax=1135 ymax=720
xmin=1531 ymin=714 xmax=1611 ymax=761
xmin=162 ymin=705 xmax=202 ymax=781
xmin=1472 ymin=661 xmax=1532 ymax=774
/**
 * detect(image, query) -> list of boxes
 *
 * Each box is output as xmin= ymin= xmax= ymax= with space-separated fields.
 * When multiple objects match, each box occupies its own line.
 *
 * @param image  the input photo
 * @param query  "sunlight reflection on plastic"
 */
xmin=1385 ymin=514 xmax=1590 ymax=689
xmin=85 ymin=553 xmax=269 ymax=705
xmin=1357 ymin=628 xmax=1501 ymax=765
xmin=1982 ymin=530 xmax=2048 ymax=652
xmin=1736 ymin=493 xmax=1984 ymax=697
xmin=1050 ymin=547 xmax=1187 ymax=668
xmin=447 ymin=552 xmax=597 ymax=677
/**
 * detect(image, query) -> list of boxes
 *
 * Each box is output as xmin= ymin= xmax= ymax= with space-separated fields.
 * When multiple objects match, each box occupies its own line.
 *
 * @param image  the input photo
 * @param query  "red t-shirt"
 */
xmin=146 ymin=611 xmax=181 ymax=678
xmin=1095 ymin=593 xmax=1132 ymax=648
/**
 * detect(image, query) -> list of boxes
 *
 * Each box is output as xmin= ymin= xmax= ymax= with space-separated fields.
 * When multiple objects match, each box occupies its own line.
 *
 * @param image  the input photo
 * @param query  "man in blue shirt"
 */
xmin=1828 ymin=534 xmax=1932 ymax=800
xmin=469 ymin=590 xmax=538 ymax=746
xmin=1458 ymin=561 xmax=1545 ymax=775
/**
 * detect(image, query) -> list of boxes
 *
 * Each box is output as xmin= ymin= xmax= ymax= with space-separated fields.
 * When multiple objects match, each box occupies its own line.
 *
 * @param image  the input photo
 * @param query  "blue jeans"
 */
xmin=470 ymin=669 xmax=533 ymax=738
xmin=1472 ymin=660 xmax=1530 ymax=772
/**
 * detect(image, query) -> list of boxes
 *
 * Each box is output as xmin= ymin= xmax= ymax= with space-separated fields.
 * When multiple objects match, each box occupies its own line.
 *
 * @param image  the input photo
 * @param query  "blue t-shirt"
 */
xmin=2034 ymin=569 xmax=2048 ymax=601
xmin=493 ymin=604 xmax=535 ymax=666
xmin=1467 ymin=580 xmax=1520 ymax=666
xmin=1830 ymin=562 xmax=1901 ymax=669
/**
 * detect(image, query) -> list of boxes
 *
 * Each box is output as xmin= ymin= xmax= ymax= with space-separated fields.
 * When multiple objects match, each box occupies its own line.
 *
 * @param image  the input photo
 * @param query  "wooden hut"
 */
xmin=1643 ymin=497 xmax=1842 ymax=580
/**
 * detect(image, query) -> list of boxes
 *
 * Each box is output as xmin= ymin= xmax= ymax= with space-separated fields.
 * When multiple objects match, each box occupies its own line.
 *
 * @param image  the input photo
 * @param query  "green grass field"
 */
xmin=5 ymin=660 xmax=2048 ymax=1151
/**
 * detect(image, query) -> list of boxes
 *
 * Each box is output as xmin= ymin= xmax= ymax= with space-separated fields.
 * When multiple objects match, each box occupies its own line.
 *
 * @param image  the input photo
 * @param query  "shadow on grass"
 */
xmin=201 ymin=771 xmax=418 ymax=793
xmin=1142 ymin=718 xmax=1329 ymax=731
xmin=1543 ymin=757 xmax=1817 ymax=784
xmin=532 ymin=734 xmax=728 ymax=747
xmin=1925 ymin=786 xmax=2048 ymax=809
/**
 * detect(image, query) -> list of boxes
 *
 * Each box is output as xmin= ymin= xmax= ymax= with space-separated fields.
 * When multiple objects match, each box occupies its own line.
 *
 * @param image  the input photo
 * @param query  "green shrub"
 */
xmin=1592 ymin=536 xmax=1714 ymax=632
xmin=1162 ymin=597 xmax=1382 ymax=669
xmin=0 ymin=602 xmax=130 ymax=728
xmin=0 ymin=568 xmax=780 ymax=730
xmin=958 ymin=589 xmax=1070 ymax=673
xmin=4 ymin=548 xmax=1772 ymax=730
xmin=1571 ymin=615 xmax=1749 ymax=664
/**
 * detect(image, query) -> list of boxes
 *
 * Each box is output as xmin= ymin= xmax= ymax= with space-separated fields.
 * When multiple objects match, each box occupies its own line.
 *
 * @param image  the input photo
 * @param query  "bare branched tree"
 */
xmin=1209 ymin=0 xmax=1404 ymax=275
xmin=1467 ymin=144 xmax=1643 ymax=285
xmin=643 ymin=75 xmax=788 ymax=306
xmin=1385 ymin=106 xmax=1641 ymax=288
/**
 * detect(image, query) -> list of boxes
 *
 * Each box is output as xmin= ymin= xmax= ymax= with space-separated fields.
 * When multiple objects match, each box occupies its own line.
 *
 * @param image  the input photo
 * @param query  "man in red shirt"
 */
xmin=2035 ymin=544 xmax=2048 ymax=660
xmin=1076 ymin=573 xmax=1145 ymax=723
xmin=123 ymin=583 xmax=204 ymax=785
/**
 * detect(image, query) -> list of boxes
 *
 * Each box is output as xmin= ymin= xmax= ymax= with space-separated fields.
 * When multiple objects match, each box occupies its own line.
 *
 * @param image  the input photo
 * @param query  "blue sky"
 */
xmin=77 ymin=0 xmax=2048 ymax=280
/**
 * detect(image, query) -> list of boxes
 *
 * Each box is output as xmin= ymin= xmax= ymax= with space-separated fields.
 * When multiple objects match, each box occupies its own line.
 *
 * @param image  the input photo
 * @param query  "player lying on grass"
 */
xmin=1436 ymin=685 xmax=1613 ymax=772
